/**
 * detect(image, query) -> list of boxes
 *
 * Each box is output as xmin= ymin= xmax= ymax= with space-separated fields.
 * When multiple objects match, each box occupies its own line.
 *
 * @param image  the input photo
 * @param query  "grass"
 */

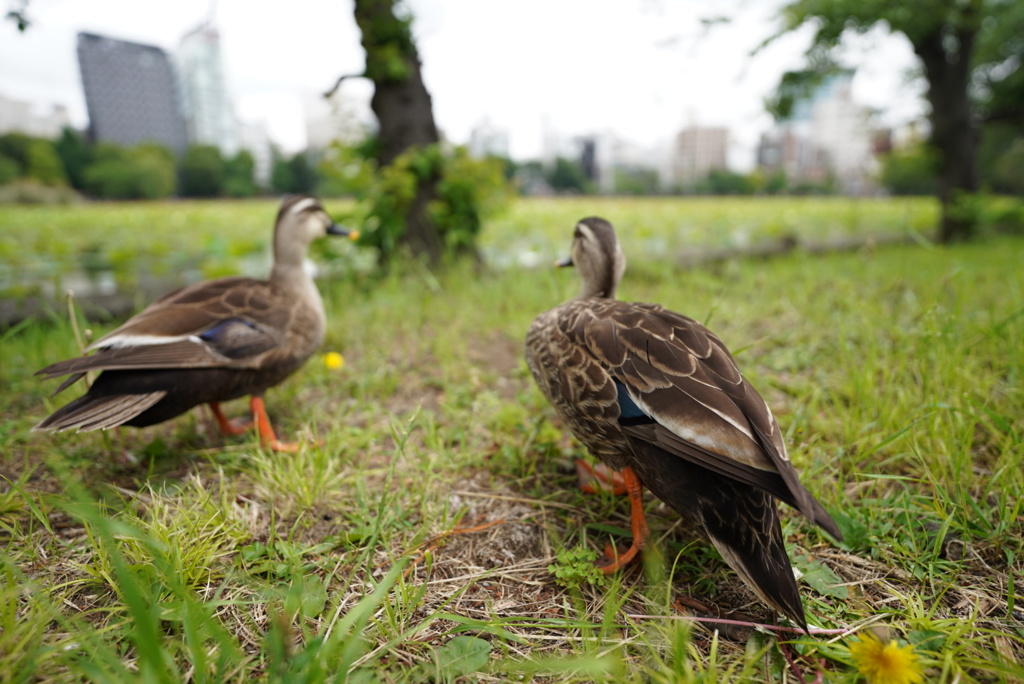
xmin=1 ymin=196 xmax=1023 ymax=681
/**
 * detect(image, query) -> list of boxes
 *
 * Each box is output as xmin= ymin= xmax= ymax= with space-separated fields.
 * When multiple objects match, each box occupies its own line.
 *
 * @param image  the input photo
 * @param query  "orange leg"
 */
xmin=208 ymin=402 xmax=253 ymax=436
xmin=576 ymin=458 xmax=628 ymax=495
xmin=250 ymin=396 xmax=302 ymax=453
xmin=596 ymin=466 xmax=650 ymax=574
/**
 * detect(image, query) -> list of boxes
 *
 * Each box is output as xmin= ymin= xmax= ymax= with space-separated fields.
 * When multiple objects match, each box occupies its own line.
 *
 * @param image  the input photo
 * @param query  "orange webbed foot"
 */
xmin=591 ymin=467 xmax=651 ymax=575
xmin=249 ymin=396 xmax=319 ymax=453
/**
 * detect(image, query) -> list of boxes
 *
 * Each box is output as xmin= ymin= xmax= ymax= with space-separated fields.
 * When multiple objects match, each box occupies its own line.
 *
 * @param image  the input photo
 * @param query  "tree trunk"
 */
xmin=353 ymin=0 xmax=443 ymax=264
xmin=913 ymin=22 xmax=979 ymax=243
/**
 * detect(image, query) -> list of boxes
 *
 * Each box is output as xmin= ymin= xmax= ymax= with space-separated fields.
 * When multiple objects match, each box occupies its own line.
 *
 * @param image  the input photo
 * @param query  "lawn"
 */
xmin=1 ymin=196 xmax=1022 ymax=682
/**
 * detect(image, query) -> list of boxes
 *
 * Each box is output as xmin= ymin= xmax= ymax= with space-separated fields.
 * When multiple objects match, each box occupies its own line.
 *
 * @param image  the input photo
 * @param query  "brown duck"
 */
xmin=525 ymin=217 xmax=841 ymax=630
xmin=34 ymin=195 xmax=356 ymax=452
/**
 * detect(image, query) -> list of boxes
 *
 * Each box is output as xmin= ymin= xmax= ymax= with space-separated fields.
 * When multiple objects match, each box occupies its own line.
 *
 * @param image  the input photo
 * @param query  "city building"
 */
xmin=176 ymin=22 xmax=239 ymax=156
xmin=0 ymin=93 xmax=71 ymax=138
xmin=76 ymin=32 xmax=188 ymax=155
xmin=238 ymin=119 xmax=273 ymax=188
xmin=758 ymin=71 xmax=878 ymax=194
xmin=670 ymin=125 xmax=729 ymax=189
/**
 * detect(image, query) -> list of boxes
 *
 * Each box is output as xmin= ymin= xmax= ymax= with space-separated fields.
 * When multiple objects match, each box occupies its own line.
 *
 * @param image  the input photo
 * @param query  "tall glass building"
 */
xmin=76 ymin=32 xmax=188 ymax=155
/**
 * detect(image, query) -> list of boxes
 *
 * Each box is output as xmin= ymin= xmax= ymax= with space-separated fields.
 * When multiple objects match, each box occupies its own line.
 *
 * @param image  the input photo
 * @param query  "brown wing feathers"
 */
xmin=573 ymin=300 xmax=840 ymax=539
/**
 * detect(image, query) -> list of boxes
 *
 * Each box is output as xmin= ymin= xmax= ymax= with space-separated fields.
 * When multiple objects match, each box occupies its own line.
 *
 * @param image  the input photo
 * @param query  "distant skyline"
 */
xmin=0 ymin=0 xmax=927 ymax=166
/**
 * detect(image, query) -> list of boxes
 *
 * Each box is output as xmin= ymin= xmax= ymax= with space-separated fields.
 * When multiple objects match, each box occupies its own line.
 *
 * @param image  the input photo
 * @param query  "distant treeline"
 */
xmin=2 ymin=125 xmax=1021 ymax=203
xmin=0 ymin=129 xmax=317 ymax=202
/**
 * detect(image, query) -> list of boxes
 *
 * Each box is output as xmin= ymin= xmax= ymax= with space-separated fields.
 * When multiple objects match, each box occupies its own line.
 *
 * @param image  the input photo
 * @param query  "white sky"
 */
xmin=0 ymin=0 xmax=927 ymax=166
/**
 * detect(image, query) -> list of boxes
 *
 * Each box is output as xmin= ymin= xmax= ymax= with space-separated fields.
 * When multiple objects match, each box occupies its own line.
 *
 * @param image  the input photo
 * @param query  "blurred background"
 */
xmin=4 ymin=0 xmax=1007 ymax=201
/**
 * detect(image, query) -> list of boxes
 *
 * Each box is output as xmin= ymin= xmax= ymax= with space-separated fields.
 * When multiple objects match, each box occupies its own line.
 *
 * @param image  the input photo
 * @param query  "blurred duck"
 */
xmin=34 ymin=195 xmax=357 ymax=452
xmin=525 ymin=216 xmax=841 ymax=630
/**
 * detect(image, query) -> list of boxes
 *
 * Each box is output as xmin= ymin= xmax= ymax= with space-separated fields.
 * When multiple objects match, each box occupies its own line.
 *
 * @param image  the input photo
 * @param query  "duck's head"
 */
xmin=274 ymin=195 xmax=359 ymax=265
xmin=560 ymin=217 xmax=626 ymax=299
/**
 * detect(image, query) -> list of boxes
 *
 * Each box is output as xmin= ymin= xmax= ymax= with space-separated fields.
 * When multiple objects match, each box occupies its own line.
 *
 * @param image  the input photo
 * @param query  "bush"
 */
xmin=0 ymin=154 xmax=20 ymax=185
xmin=54 ymin=127 xmax=92 ymax=190
xmin=348 ymin=143 xmax=509 ymax=263
xmin=132 ymin=144 xmax=177 ymax=198
xmin=700 ymin=169 xmax=756 ymax=195
xmin=272 ymin=152 xmax=317 ymax=194
xmin=179 ymin=145 xmax=225 ymax=197
xmin=224 ymin=150 xmax=258 ymax=197
xmin=83 ymin=143 xmax=176 ymax=199
xmin=26 ymin=139 xmax=68 ymax=186
xmin=0 ymin=133 xmax=33 ymax=166
xmin=0 ymin=133 xmax=70 ymax=187
xmin=0 ymin=180 xmax=80 ymax=204
xmin=880 ymin=142 xmax=937 ymax=196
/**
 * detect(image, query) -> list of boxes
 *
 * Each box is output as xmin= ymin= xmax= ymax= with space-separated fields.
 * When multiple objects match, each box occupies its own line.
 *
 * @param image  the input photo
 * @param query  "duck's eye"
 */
xmin=573 ymin=227 xmax=583 ymax=239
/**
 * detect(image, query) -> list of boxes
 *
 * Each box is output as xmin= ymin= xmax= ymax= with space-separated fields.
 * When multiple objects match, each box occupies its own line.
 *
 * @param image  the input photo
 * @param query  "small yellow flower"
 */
xmin=850 ymin=631 xmax=923 ymax=684
xmin=323 ymin=351 xmax=345 ymax=371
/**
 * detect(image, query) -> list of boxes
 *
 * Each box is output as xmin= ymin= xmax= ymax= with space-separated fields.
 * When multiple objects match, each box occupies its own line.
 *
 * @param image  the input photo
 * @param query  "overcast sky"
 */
xmin=0 ymin=0 xmax=927 ymax=165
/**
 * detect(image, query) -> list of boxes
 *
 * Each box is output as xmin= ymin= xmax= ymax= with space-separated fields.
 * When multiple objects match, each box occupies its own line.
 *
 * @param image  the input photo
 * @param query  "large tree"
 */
xmin=331 ymin=0 xmax=444 ymax=264
xmin=771 ymin=0 xmax=1024 ymax=243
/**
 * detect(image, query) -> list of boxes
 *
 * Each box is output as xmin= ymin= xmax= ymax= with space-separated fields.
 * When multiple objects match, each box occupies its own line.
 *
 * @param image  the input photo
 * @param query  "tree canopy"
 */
xmin=771 ymin=0 xmax=1024 ymax=242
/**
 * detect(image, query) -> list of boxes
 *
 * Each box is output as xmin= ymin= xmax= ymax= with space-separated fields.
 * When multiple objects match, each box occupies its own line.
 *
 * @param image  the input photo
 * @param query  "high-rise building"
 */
xmin=671 ymin=125 xmax=729 ymax=189
xmin=758 ymin=71 xmax=877 ymax=194
xmin=76 ymin=32 xmax=188 ymax=155
xmin=176 ymin=22 xmax=239 ymax=156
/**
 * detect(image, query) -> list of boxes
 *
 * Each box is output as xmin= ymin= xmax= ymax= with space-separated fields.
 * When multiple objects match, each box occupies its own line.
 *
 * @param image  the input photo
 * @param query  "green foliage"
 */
xmin=0 ymin=153 xmax=19 ymax=185
xmin=316 ymin=143 xmax=375 ymax=196
xmin=0 ymin=132 xmax=69 ymax=188
xmin=83 ymin=142 xmax=177 ymax=199
xmin=81 ymin=142 xmax=176 ymax=198
xmin=427 ymin=636 xmax=492 ymax=680
xmin=979 ymin=123 xmax=1024 ymax=195
xmin=25 ymin=139 xmax=67 ymax=186
xmin=547 ymin=156 xmax=593 ymax=194
xmin=548 ymin=545 xmax=608 ymax=590
xmin=223 ymin=150 xmax=258 ymax=197
xmin=341 ymin=143 xmax=510 ymax=263
xmin=613 ymin=166 xmax=660 ymax=195
xmin=179 ymin=145 xmax=225 ymax=197
xmin=747 ymin=168 xmax=788 ymax=195
xmin=0 ymin=132 xmax=33 ymax=165
xmin=272 ymin=151 xmax=317 ymax=194
xmin=54 ymin=127 xmax=92 ymax=190
xmin=765 ymin=64 xmax=836 ymax=121
xmin=698 ymin=169 xmax=757 ymax=195
xmin=429 ymin=147 xmax=510 ymax=254
xmin=82 ymin=152 xmax=138 ymax=198
xmin=772 ymin=0 xmax=1024 ymax=241
xmin=971 ymin=0 xmax=1024 ymax=125
xmin=131 ymin=144 xmax=178 ymax=199
xmin=880 ymin=141 xmax=939 ymax=195
xmin=354 ymin=0 xmax=416 ymax=84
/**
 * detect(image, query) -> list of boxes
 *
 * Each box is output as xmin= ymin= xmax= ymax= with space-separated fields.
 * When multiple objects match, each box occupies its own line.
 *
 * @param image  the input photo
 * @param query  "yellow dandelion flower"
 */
xmin=323 ymin=351 xmax=345 ymax=371
xmin=850 ymin=631 xmax=923 ymax=684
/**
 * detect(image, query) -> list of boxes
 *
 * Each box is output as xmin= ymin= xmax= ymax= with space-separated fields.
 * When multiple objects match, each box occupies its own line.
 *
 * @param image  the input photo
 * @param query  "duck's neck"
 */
xmin=270 ymin=257 xmax=323 ymax=314
xmin=577 ymin=244 xmax=624 ymax=300
xmin=579 ymin=274 xmax=617 ymax=300
xmin=579 ymin=257 xmax=621 ymax=300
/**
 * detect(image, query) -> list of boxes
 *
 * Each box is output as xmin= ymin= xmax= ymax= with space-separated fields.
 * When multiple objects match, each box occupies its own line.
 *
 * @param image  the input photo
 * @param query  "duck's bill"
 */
xmin=328 ymin=224 xmax=360 ymax=241
xmin=555 ymin=256 xmax=574 ymax=268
